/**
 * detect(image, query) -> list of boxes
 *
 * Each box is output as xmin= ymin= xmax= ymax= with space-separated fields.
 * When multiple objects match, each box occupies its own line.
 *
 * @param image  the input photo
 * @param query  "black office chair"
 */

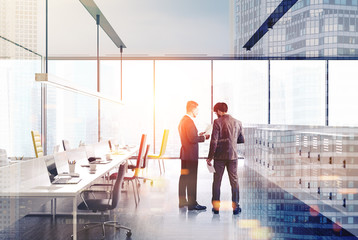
xmin=72 ymin=163 xmax=132 ymax=239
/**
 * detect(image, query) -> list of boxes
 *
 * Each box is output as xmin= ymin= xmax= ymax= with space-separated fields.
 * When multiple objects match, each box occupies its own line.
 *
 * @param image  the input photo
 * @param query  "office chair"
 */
xmin=148 ymin=129 xmax=169 ymax=175
xmin=31 ymin=130 xmax=44 ymax=158
xmin=62 ymin=140 xmax=71 ymax=151
xmin=109 ymin=134 xmax=147 ymax=206
xmin=73 ymin=163 xmax=132 ymax=238
xmin=137 ymin=144 xmax=154 ymax=186
xmin=123 ymin=143 xmax=152 ymax=206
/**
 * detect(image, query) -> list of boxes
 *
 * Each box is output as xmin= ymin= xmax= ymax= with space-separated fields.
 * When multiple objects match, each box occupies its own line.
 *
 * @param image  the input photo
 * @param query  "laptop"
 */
xmin=44 ymin=155 xmax=81 ymax=184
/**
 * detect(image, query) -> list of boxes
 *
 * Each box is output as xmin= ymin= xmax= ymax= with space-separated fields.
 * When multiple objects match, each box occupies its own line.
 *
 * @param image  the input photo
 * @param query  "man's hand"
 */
xmin=206 ymin=158 xmax=213 ymax=166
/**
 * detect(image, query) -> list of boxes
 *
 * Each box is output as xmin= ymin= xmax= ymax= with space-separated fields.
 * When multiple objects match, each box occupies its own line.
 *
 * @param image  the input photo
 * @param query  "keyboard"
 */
xmin=52 ymin=177 xmax=81 ymax=184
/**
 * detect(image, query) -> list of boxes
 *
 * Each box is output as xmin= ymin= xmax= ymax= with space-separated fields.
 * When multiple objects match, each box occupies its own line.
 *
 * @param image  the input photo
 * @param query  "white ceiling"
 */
xmin=42 ymin=0 xmax=231 ymax=57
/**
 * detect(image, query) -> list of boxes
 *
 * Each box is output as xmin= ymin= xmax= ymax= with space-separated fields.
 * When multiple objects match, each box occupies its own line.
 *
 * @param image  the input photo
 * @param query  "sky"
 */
xmin=45 ymin=0 xmax=231 ymax=57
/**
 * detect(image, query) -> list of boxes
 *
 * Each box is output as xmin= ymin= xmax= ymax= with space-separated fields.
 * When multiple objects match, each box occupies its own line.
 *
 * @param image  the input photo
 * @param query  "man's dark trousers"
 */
xmin=179 ymin=159 xmax=198 ymax=206
xmin=212 ymin=159 xmax=239 ymax=208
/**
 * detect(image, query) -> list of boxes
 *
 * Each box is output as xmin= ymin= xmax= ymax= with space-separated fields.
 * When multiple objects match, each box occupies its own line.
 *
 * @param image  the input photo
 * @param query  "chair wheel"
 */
xmin=127 ymin=231 xmax=132 ymax=237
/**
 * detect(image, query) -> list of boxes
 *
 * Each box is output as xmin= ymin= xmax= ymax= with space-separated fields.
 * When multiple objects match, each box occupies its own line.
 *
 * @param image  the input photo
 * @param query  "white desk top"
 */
xmin=0 ymin=147 xmax=138 ymax=198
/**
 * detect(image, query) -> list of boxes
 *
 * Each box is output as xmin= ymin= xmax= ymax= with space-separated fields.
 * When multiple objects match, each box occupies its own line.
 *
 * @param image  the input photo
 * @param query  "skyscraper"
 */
xmin=0 ymin=0 xmax=39 ymax=59
xmin=234 ymin=0 xmax=358 ymax=57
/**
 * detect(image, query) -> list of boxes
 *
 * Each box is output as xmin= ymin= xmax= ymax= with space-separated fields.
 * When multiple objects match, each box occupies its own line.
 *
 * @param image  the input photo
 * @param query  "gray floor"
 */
xmin=0 ymin=159 xmax=356 ymax=240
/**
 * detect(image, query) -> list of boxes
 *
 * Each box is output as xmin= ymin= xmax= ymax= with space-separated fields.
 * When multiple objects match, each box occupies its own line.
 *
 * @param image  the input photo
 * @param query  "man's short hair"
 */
xmin=213 ymin=102 xmax=228 ymax=113
xmin=186 ymin=101 xmax=199 ymax=112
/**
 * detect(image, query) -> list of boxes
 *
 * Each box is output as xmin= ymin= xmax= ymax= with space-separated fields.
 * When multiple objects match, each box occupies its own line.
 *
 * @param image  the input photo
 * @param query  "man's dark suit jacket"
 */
xmin=208 ymin=114 xmax=243 ymax=161
xmin=178 ymin=115 xmax=205 ymax=160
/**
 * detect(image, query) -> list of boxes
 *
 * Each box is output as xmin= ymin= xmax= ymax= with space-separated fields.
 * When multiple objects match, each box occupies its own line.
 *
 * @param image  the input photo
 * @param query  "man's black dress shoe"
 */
xmin=188 ymin=204 xmax=207 ymax=211
xmin=212 ymin=208 xmax=219 ymax=214
xmin=233 ymin=206 xmax=241 ymax=215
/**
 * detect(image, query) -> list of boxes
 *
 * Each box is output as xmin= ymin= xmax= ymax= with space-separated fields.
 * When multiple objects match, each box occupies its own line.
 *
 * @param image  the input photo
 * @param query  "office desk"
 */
xmin=0 ymin=146 xmax=138 ymax=240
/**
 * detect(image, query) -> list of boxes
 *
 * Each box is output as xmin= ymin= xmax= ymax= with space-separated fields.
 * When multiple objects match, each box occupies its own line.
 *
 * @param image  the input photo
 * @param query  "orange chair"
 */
xmin=109 ymin=134 xmax=147 ymax=206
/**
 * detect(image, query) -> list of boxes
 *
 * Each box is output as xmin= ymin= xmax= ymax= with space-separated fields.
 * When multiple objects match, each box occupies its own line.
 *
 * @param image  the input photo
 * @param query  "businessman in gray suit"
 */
xmin=178 ymin=101 xmax=209 ymax=211
xmin=207 ymin=102 xmax=244 ymax=215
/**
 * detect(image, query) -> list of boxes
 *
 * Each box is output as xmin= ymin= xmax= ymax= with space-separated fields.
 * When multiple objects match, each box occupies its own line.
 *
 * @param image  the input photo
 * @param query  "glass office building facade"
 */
xmin=1 ymin=0 xmax=358 ymax=239
xmin=234 ymin=0 xmax=358 ymax=57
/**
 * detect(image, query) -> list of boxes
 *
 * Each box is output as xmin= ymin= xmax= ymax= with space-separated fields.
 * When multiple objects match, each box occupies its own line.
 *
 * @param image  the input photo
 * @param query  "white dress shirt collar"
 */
xmin=185 ymin=114 xmax=195 ymax=121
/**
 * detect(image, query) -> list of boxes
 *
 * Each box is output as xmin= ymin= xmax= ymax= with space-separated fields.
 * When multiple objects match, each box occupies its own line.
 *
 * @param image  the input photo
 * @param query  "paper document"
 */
xmin=203 ymin=124 xmax=213 ymax=135
xmin=207 ymin=163 xmax=216 ymax=173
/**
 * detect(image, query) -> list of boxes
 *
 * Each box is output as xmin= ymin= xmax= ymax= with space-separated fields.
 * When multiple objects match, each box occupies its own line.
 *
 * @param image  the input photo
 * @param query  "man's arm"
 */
xmin=207 ymin=120 xmax=219 ymax=161
xmin=186 ymin=120 xmax=205 ymax=144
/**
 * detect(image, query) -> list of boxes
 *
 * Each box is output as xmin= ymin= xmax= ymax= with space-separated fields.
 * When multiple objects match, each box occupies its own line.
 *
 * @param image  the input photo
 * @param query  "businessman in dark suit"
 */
xmin=178 ymin=101 xmax=209 ymax=210
xmin=207 ymin=102 xmax=244 ymax=215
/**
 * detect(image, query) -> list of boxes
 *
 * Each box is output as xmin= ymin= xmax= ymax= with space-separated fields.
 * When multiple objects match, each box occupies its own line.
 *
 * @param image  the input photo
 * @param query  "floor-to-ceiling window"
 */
xmin=100 ymin=60 xmax=154 ymax=148
xmin=155 ymin=60 xmax=211 ymax=157
xmin=329 ymin=60 xmax=358 ymax=127
xmin=270 ymin=60 xmax=326 ymax=125
xmin=213 ymin=60 xmax=268 ymax=124
xmin=100 ymin=60 xmax=123 ymax=144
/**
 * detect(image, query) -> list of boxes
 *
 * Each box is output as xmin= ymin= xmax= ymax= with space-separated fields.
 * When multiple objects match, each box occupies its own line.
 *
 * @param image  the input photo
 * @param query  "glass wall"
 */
xmin=329 ymin=60 xmax=358 ymax=127
xmin=101 ymin=60 xmax=154 ymax=148
xmin=270 ymin=60 xmax=326 ymax=125
xmin=49 ymin=60 xmax=97 ymax=91
xmin=0 ymin=0 xmax=44 ymax=158
xmin=0 ymin=41 xmax=41 ymax=158
xmin=213 ymin=60 xmax=268 ymax=124
xmin=155 ymin=60 xmax=211 ymax=157
xmin=47 ymin=60 xmax=98 ymax=152
xmin=46 ymin=86 xmax=98 ymax=153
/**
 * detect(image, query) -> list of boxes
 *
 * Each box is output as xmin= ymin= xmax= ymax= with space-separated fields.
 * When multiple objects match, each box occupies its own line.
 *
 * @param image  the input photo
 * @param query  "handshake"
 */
xmin=199 ymin=132 xmax=210 ymax=140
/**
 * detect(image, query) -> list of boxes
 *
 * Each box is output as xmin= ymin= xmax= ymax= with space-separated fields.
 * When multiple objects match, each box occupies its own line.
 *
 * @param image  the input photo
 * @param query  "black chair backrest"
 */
xmin=141 ymin=144 xmax=150 ymax=169
xmin=62 ymin=140 xmax=71 ymax=151
xmin=135 ymin=134 xmax=147 ymax=169
xmin=111 ymin=163 xmax=126 ymax=209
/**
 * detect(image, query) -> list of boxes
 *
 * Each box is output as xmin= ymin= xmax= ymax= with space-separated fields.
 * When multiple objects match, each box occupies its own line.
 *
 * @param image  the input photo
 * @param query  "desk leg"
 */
xmin=73 ymin=196 xmax=77 ymax=240
xmin=50 ymin=198 xmax=57 ymax=220
xmin=51 ymin=199 xmax=53 ymax=216
xmin=53 ymin=198 xmax=57 ymax=221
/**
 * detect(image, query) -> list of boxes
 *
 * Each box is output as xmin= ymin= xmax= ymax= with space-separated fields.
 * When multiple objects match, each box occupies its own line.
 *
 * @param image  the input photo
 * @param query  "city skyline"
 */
xmin=235 ymin=0 xmax=358 ymax=57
